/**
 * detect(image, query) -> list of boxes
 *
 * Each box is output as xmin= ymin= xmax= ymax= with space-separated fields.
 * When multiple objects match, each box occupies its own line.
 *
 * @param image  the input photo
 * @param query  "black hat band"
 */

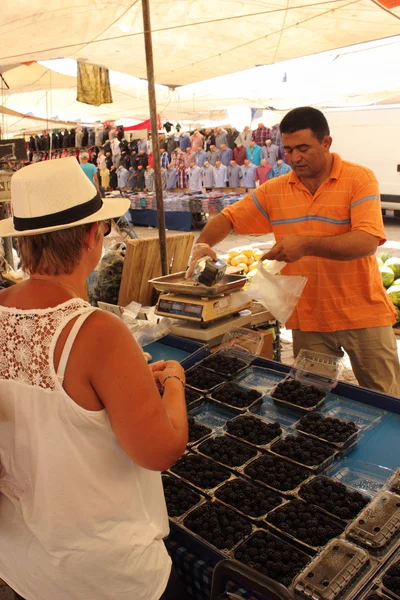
xmin=13 ymin=193 xmax=103 ymax=232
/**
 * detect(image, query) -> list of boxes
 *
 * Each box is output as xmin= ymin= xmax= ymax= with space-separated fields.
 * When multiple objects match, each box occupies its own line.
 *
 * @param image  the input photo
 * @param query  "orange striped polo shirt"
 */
xmin=222 ymin=153 xmax=396 ymax=332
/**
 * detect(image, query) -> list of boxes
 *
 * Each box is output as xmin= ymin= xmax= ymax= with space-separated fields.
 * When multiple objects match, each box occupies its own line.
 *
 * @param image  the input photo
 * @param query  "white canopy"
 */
xmin=1 ymin=0 xmax=400 ymax=86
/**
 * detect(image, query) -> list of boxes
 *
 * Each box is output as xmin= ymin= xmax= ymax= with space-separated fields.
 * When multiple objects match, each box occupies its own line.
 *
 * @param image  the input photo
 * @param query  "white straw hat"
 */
xmin=0 ymin=157 xmax=130 ymax=237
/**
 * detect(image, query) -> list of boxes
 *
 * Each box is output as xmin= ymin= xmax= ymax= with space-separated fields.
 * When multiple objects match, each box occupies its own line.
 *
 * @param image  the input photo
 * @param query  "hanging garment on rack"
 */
xmin=95 ymin=124 xmax=103 ymax=146
xmin=133 ymin=167 xmax=145 ymax=190
xmin=51 ymin=132 xmax=58 ymax=150
xmin=58 ymin=132 xmax=64 ymax=148
xmin=177 ymin=167 xmax=187 ymax=188
xmin=100 ymin=168 xmax=110 ymax=189
xmin=75 ymin=127 xmax=83 ymax=147
xmin=166 ymin=167 xmax=178 ymax=189
xmin=29 ymin=136 xmax=36 ymax=151
xmin=228 ymin=163 xmax=242 ymax=187
xmin=201 ymin=164 xmax=216 ymax=188
xmin=68 ymin=129 xmax=75 ymax=147
xmin=82 ymin=128 xmax=89 ymax=147
xmin=88 ymin=128 xmax=95 ymax=146
xmin=62 ymin=130 xmax=70 ymax=148
xmin=144 ymin=167 xmax=155 ymax=191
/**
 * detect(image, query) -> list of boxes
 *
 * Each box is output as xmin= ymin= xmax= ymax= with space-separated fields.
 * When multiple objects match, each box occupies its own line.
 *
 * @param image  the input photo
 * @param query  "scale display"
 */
xmin=158 ymin=299 xmax=203 ymax=318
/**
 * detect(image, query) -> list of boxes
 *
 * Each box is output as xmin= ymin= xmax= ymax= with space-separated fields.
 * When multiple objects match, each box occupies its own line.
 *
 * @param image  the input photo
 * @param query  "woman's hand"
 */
xmin=153 ymin=360 xmax=185 ymax=389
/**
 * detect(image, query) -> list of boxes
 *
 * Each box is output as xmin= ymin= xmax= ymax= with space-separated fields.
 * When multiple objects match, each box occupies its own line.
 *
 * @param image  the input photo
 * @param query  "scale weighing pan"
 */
xmin=149 ymin=272 xmax=247 ymax=297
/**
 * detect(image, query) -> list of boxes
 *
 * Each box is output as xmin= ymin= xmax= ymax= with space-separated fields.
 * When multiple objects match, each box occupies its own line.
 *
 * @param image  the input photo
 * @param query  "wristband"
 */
xmin=163 ymin=374 xmax=185 ymax=388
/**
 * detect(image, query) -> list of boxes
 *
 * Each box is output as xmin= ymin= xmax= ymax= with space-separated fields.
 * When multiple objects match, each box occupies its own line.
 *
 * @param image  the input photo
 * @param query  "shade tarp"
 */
xmin=0 ymin=0 xmax=400 ymax=86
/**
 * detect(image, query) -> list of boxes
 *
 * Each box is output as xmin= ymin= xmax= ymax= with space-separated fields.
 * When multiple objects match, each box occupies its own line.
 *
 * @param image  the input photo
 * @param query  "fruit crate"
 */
xmin=325 ymin=460 xmax=393 ymax=498
xmin=295 ymin=412 xmax=361 ymax=451
xmin=375 ymin=551 xmax=400 ymax=600
xmin=162 ymin=474 xmax=207 ymax=522
xmin=345 ymin=490 xmax=400 ymax=555
xmin=293 ymin=538 xmax=374 ymax=600
xmin=265 ymin=499 xmax=346 ymax=554
xmin=187 ymin=416 xmax=213 ymax=448
xmin=207 ymin=381 xmax=263 ymax=413
xmin=268 ymin=433 xmax=339 ymax=473
xmin=185 ymin=365 xmax=225 ymax=393
xmin=296 ymin=476 xmax=371 ymax=523
xmin=234 ymin=365 xmax=286 ymax=394
xmin=242 ymin=453 xmax=315 ymax=497
xmin=233 ymin=528 xmax=311 ymax=590
xmin=270 ymin=376 xmax=327 ymax=413
xmin=188 ymin=399 xmax=237 ymax=432
xmin=193 ymin=433 xmax=261 ymax=472
xmin=386 ymin=468 xmax=400 ymax=496
xmin=214 ymin=475 xmax=286 ymax=523
xmin=225 ymin=413 xmax=284 ymax=452
xmin=199 ymin=349 xmax=252 ymax=379
xmin=181 ymin=498 xmax=255 ymax=556
xmin=169 ymin=453 xmax=235 ymax=496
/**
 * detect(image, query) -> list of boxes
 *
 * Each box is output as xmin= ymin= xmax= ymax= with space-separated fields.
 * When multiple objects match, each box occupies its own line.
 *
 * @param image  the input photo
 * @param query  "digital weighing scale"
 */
xmin=150 ymin=272 xmax=252 ymax=331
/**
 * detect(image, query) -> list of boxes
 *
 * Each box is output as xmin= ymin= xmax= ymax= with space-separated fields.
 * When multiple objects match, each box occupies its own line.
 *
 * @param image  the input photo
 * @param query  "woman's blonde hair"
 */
xmin=18 ymin=223 xmax=96 ymax=275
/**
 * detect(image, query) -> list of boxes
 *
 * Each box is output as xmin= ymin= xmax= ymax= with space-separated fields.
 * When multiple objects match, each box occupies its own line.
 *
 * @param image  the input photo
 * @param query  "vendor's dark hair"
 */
xmin=280 ymin=107 xmax=330 ymax=142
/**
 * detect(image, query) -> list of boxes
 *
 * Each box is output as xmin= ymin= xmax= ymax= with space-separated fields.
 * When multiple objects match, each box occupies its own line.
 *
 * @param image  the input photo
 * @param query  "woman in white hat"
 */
xmin=0 ymin=158 xmax=188 ymax=600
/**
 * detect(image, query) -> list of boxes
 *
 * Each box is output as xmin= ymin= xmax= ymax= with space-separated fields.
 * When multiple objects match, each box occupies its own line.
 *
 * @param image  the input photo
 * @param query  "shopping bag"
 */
xmin=247 ymin=260 xmax=307 ymax=324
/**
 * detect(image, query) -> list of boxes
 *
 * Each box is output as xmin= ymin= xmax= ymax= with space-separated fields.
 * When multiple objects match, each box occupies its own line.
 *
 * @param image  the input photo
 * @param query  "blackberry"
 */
xmin=185 ymin=388 xmax=202 ymax=407
xmin=273 ymin=378 xmax=324 ymax=408
xmin=299 ymin=476 xmax=369 ymax=520
xmin=186 ymin=366 xmax=225 ymax=392
xmin=234 ymin=530 xmax=309 ymax=587
xmin=198 ymin=435 xmax=257 ymax=467
xmin=227 ymin=415 xmax=282 ymax=446
xmin=267 ymin=499 xmax=345 ymax=547
xmin=272 ymin=435 xmax=335 ymax=467
xmin=297 ymin=412 xmax=357 ymax=444
xmin=201 ymin=353 xmax=247 ymax=376
xmin=171 ymin=454 xmax=230 ymax=490
xmin=183 ymin=501 xmax=252 ymax=550
xmin=211 ymin=382 xmax=261 ymax=409
xmin=244 ymin=454 xmax=310 ymax=492
xmin=162 ymin=475 xmax=201 ymax=517
xmin=188 ymin=417 xmax=212 ymax=444
xmin=383 ymin=559 xmax=400 ymax=594
xmin=215 ymin=477 xmax=283 ymax=517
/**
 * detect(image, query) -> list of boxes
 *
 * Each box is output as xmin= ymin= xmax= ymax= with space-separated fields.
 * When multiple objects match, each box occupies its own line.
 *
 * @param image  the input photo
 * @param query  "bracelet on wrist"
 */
xmin=162 ymin=374 xmax=185 ymax=389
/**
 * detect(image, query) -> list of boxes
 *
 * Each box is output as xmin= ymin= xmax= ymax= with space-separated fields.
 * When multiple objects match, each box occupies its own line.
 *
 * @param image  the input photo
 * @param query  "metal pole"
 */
xmin=141 ymin=0 xmax=168 ymax=276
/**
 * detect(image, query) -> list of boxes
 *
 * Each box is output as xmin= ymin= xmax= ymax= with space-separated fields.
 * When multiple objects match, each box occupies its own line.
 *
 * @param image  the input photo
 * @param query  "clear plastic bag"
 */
xmin=247 ymin=260 xmax=307 ymax=324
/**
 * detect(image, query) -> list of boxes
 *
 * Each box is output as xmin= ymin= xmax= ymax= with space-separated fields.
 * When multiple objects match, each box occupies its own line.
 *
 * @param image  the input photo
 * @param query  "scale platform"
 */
xmin=170 ymin=312 xmax=253 ymax=343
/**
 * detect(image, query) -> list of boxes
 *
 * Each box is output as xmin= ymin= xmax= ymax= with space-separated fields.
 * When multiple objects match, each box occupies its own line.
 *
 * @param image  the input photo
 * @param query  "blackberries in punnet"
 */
xmin=297 ymin=412 xmax=357 ymax=444
xmin=188 ymin=417 xmax=212 ymax=444
xmin=186 ymin=367 xmax=225 ymax=391
xmin=185 ymin=388 xmax=202 ymax=407
xmin=211 ymin=382 xmax=261 ymax=409
xmin=162 ymin=476 xmax=201 ymax=518
xmin=215 ymin=477 xmax=283 ymax=517
xmin=234 ymin=530 xmax=309 ymax=587
xmin=201 ymin=353 xmax=247 ymax=376
xmin=273 ymin=378 xmax=324 ymax=408
xmin=183 ymin=502 xmax=252 ymax=550
xmin=299 ymin=476 xmax=369 ymax=520
xmin=383 ymin=560 xmax=400 ymax=594
xmin=171 ymin=454 xmax=230 ymax=490
xmin=198 ymin=435 xmax=257 ymax=467
xmin=244 ymin=454 xmax=310 ymax=492
xmin=272 ymin=434 xmax=335 ymax=467
xmin=267 ymin=499 xmax=345 ymax=548
xmin=227 ymin=415 xmax=282 ymax=446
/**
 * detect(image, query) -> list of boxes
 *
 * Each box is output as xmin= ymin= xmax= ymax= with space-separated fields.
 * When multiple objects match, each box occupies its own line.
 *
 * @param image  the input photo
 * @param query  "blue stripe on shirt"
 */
xmin=251 ymin=191 xmax=270 ymax=221
xmin=351 ymin=195 xmax=380 ymax=209
xmin=271 ymin=215 xmax=351 ymax=225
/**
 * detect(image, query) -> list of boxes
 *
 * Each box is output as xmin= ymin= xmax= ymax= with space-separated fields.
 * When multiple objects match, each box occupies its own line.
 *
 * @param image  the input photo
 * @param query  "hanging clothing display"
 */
xmin=75 ymin=127 xmax=83 ymax=148
xmin=226 ymin=129 xmax=239 ymax=150
xmin=240 ymin=163 xmax=257 ymax=187
xmin=252 ymin=125 xmax=272 ymax=146
xmin=246 ymin=144 xmax=262 ymax=166
xmin=133 ymin=167 xmax=145 ymax=190
xmin=184 ymin=151 xmax=194 ymax=169
xmin=214 ymin=164 xmax=228 ymax=187
xmin=163 ymin=121 xmax=173 ymax=133
xmin=204 ymin=132 xmax=215 ymax=152
xmin=177 ymin=167 xmax=187 ymax=189
xmin=201 ymin=164 xmax=216 ymax=189
xmin=233 ymin=145 xmax=246 ymax=166
xmin=166 ymin=136 xmax=177 ymax=156
xmin=187 ymin=165 xmax=203 ymax=193
xmin=137 ymin=139 xmax=147 ymax=154
xmin=228 ymin=163 xmax=242 ymax=187
xmin=190 ymin=131 xmax=204 ymax=152
xmin=256 ymin=163 xmax=272 ymax=184
xmin=215 ymin=129 xmax=228 ymax=149
xmin=100 ymin=168 xmax=110 ymax=189
xmin=117 ymin=166 xmax=129 ymax=188
xmin=207 ymin=149 xmax=220 ymax=167
xmin=194 ymin=150 xmax=208 ymax=168
xmin=161 ymin=168 xmax=167 ymax=190
xmin=160 ymin=151 xmax=169 ymax=169
xmin=179 ymin=134 xmax=191 ymax=152
xmin=219 ymin=147 xmax=233 ymax=167
xmin=269 ymin=161 xmax=292 ymax=178
xmin=145 ymin=167 xmax=155 ymax=191
xmin=166 ymin=167 xmax=178 ymax=190
xmin=95 ymin=124 xmax=103 ymax=146
xmin=236 ymin=128 xmax=252 ymax=148
xmin=262 ymin=143 xmax=280 ymax=166
xmin=134 ymin=153 xmax=148 ymax=169
xmin=171 ymin=148 xmax=185 ymax=170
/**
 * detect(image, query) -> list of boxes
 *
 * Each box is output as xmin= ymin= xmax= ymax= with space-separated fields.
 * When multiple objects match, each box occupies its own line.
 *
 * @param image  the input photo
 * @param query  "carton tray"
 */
xmin=242 ymin=452 xmax=315 ymax=497
xmin=208 ymin=382 xmax=263 ymax=414
xmin=193 ymin=432 xmax=261 ymax=473
xmin=162 ymin=474 xmax=207 ymax=522
xmin=188 ymin=398 xmax=237 ymax=432
xmin=225 ymin=413 xmax=284 ymax=452
xmin=185 ymin=365 xmax=225 ymax=394
xmin=268 ymin=433 xmax=339 ymax=473
xmin=169 ymin=453 xmax=235 ymax=496
xmin=199 ymin=349 xmax=252 ymax=379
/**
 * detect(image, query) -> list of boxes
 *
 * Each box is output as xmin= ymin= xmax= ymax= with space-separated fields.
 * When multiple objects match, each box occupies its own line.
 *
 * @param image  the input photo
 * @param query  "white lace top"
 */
xmin=0 ymin=299 xmax=170 ymax=600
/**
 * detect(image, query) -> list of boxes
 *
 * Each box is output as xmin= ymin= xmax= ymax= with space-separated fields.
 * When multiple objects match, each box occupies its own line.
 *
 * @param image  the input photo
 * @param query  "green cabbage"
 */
xmin=385 ymin=257 xmax=400 ymax=280
xmin=379 ymin=266 xmax=395 ymax=288
xmin=387 ymin=285 xmax=400 ymax=307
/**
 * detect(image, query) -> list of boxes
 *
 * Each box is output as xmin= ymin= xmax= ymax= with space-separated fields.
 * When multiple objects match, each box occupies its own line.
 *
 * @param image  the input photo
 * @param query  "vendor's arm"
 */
xmin=87 ymin=311 xmax=188 ymax=472
xmin=264 ymin=172 xmax=384 ymax=263
xmin=187 ymin=187 xmax=272 ymax=275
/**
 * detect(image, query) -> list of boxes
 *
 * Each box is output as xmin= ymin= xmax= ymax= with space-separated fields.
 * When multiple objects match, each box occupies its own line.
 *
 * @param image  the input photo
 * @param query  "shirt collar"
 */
xmin=288 ymin=153 xmax=342 ymax=185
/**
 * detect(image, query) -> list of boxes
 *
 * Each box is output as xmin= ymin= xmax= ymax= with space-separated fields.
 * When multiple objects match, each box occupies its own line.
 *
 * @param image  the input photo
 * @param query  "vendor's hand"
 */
xmin=149 ymin=360 xmax=166 ymax=373
xmin=262 ymin=236 xmax=310 ymax=263
xmin=153 ymin=360 xmax=186 ymax=390
xmin=185 ymin=243 xmax=217 ymax=278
